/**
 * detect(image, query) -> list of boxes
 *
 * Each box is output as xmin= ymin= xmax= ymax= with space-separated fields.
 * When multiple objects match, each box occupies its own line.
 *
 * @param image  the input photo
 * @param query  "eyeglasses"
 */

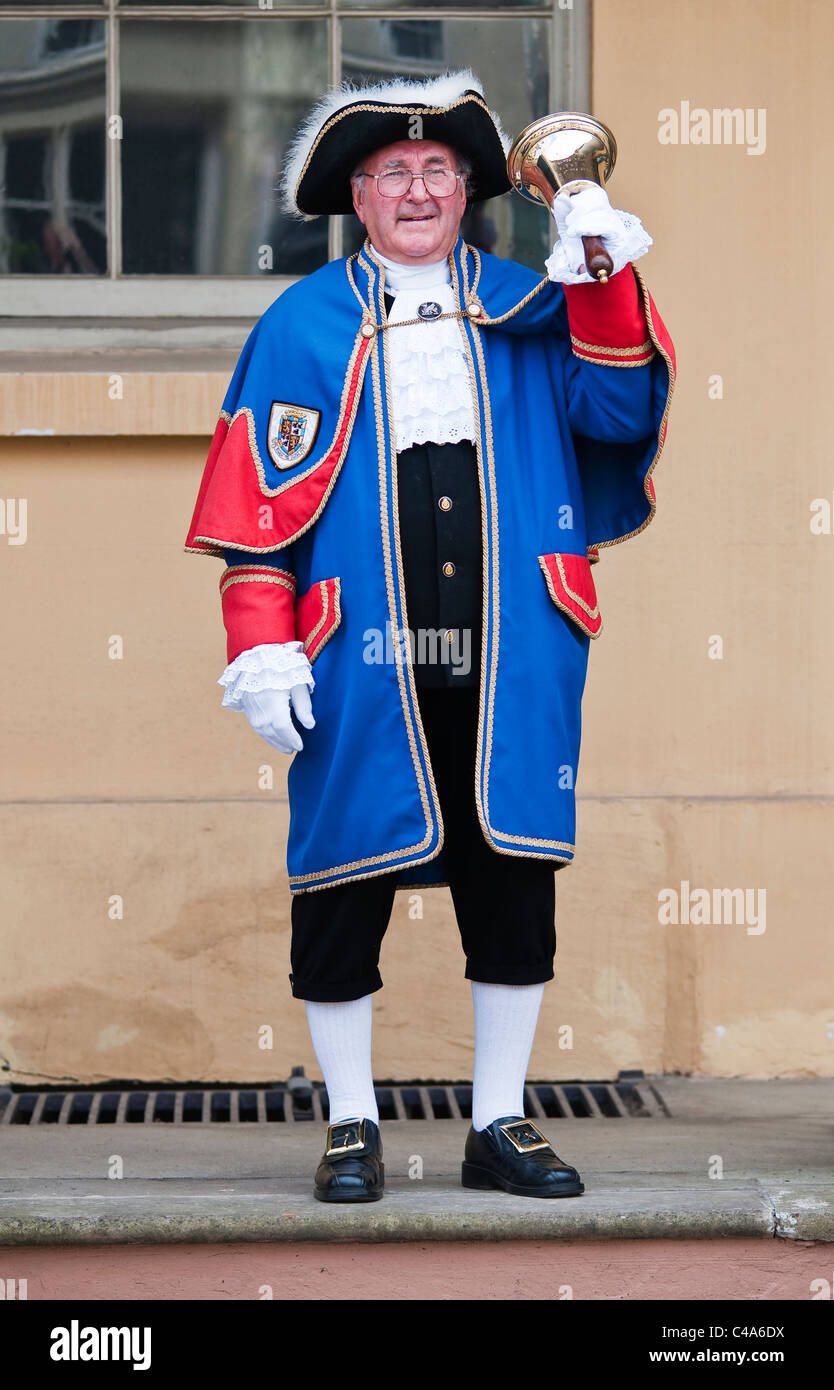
xmin=357 ymin=167 xmax=464 ymax=198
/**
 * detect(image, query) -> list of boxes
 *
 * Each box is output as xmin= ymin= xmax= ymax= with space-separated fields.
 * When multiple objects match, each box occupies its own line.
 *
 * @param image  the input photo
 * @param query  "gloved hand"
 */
xmin=239 ymin=683 xmax=315 ymax=755
xmin=545 ymin=183 xmax=652 ymax=285
xmin=217 ymin=639 xmax=315 ymax=754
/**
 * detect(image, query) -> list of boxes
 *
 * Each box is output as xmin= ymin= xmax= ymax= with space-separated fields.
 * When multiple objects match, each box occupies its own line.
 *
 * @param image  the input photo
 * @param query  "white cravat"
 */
xmin=371 ymin=246 xmax=450 ymax=294
xmin=370 ymin=244 xmax=477 ymax=452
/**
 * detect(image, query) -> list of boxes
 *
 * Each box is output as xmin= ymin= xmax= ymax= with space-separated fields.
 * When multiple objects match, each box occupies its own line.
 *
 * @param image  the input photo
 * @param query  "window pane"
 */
xmin=120 ymin=20 xmax=329 ymax=275
xmin=340 ymin=18 xmax=551 ymax=271
xmin=124 ymin=0 xmax=321 ymax=8
xmin=0 ymin=19 xmax=107 ymax=274
xmin=340 ymin=0 xmax=543 ymax=7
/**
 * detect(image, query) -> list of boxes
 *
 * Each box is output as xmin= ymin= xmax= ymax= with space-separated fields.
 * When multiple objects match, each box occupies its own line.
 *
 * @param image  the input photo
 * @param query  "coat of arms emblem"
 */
xmin=267 ymin=401 xmax=321 ymax=469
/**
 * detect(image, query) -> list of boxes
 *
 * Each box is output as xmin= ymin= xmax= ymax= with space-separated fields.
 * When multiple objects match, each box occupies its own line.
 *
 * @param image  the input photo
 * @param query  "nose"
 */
xmin=404 ymin=173 xmax=432 ymax=203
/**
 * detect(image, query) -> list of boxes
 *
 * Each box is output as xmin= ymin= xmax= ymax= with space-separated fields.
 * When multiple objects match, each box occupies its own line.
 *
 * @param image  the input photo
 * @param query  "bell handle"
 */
xmin=582 ymin=235 xmax=613 ymax=284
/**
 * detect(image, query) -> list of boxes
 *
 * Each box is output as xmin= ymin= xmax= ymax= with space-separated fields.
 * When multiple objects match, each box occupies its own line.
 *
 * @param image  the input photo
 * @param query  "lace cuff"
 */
xmin=218 ymin=640 xmax=314 ymax=710
xmin=546 ymin=203 xmax=652 ymax=285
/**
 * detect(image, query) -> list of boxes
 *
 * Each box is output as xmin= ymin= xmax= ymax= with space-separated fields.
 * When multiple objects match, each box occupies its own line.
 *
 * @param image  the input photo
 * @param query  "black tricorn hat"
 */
xmin=280 ymin=69 xmax=513 ymax=219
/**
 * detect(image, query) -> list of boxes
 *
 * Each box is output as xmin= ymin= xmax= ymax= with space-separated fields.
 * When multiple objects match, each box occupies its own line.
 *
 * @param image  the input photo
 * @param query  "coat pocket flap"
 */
xmin=538 ymin=553 xmax=602 ymax=638
xmin=295 ymin=577 xmax=342 ymax=661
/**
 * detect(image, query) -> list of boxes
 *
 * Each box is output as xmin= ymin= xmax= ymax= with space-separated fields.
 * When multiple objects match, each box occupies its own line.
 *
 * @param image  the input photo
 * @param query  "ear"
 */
xmin=351 ymin=178 xmax=367 ymax=226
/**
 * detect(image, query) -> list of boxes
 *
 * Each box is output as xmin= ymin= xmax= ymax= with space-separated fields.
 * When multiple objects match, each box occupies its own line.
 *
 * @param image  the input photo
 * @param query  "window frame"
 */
xmin=0 ymin=0 xmax=590 ymax=331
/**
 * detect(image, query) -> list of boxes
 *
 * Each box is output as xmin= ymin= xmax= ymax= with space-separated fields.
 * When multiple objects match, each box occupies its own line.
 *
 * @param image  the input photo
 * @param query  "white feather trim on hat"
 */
xmin=279 ymin=68 xmax=512 ymax=221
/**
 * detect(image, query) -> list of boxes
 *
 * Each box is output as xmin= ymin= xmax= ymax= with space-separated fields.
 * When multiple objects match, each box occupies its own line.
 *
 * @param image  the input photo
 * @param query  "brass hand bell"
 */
xmin=506 ymin=113 xmax=618 ymax=282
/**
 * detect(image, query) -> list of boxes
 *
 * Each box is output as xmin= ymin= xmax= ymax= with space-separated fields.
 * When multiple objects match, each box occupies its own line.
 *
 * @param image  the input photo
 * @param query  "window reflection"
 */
xmin=126 ymin=0 xmax=318 ymax=7
xmin=120 ymin=20 xmax=329 ymax=275
xmin=340 ymin=0 xmax=542 ymax=8
xmin=0 ymin=20 xmax=106 ymax=274
xmin=0 ymin=11 xmax=569 ymax=281
xmin=339 ymin=18 xmax=552 ymax=272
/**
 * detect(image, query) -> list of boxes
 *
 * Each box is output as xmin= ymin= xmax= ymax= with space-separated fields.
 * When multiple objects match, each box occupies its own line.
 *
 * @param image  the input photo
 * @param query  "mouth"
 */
xmin=398 ymin=213 xmax=436 ymax=223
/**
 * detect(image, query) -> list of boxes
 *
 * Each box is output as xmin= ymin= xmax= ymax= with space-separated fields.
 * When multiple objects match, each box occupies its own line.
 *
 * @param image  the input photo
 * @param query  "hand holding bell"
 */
xmin=550 ymin=185 xmax=616 ymax=282
xmin=507 ymin=112 xmax=650 ymax=285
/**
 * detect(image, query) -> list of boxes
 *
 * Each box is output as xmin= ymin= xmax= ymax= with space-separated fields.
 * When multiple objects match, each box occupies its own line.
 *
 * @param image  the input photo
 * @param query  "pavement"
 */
xmin=0 ymin=1077 xmax=831 ymax=1245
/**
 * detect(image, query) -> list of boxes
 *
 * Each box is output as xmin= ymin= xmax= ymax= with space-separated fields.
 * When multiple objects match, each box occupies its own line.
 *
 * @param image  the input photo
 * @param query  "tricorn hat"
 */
xmin=280 ymin=68 xmax=513 ymax=220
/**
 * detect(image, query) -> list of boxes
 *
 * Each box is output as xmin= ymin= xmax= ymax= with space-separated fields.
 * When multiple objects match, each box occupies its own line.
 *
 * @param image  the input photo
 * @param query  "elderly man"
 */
xmin=185 ymin=70 xmax=675 ymax=1203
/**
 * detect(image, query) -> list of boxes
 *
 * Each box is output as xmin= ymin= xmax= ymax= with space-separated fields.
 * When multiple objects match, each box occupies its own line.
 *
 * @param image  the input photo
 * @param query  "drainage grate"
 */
xmin=0 ymin=1070 xmax=668 ymax=1125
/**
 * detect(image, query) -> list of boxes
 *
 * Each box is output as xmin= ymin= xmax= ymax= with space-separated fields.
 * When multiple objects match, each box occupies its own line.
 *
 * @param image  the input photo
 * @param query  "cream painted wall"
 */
xmin=582 ymin=0 xmax=834 ymax=1075
xmin=1 ymin=0 xmax=831 ymax=1084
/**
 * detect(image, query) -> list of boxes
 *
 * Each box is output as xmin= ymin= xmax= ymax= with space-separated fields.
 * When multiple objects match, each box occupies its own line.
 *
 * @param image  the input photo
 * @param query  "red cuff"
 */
xmin=220 ymin=565 xmax=296 ymax=663
xmin=563 ymin=264 xmax=655 ymax=367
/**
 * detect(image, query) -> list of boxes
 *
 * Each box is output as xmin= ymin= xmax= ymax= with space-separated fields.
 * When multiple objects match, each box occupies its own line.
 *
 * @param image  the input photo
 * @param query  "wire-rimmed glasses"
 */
xmin=356 ymin=167 xmax=464 ymax=198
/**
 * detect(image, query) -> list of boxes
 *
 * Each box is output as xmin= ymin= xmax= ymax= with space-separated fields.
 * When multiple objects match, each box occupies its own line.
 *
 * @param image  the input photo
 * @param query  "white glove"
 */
xmin=217 ymin=640 xmax=315 ymax=754
xmin=238 ymin=683 xmax=315 ymax=755
xmin=545 ymin=183 xmax=652 ymax=285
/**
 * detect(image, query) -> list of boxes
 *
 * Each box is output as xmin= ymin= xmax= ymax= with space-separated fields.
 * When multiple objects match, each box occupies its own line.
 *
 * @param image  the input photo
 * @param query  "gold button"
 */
xmin=467 ymin=301 xmax=482 ymax=318
xmin=360 ymin=323 xmax=375 ymax=338
xmin=444 ymin=629 xmax=455 ymax=643
xmin=442 ymin=562 xmax=456 ymax=577
xmin=438 ymin=495 xmax=452 ymax=511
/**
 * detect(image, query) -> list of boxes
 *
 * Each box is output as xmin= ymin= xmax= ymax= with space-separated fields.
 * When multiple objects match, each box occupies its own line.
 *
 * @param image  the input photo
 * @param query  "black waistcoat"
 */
xmin=385 ymin=289 xmax=483 ymax=689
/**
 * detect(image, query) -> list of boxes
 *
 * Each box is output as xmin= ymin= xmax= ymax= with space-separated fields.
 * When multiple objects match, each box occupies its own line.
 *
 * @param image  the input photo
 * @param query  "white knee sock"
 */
xmin=470 ymin=981 xmax=546 ymax=1131
xmin=304 ymin=994 xmax=379 ymax=1126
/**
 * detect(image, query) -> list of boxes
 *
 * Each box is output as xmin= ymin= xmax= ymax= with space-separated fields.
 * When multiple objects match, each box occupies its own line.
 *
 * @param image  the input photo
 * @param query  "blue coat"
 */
xmin=186 ymin=235 xmax=675 ymax=893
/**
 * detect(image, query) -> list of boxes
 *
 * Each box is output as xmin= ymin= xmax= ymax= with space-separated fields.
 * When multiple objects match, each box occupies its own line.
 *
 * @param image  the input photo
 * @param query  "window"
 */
xmin=387 ymin=20 xmax=444 ymax=62
xmin=0 ymin=0 xmax=589 ymax=321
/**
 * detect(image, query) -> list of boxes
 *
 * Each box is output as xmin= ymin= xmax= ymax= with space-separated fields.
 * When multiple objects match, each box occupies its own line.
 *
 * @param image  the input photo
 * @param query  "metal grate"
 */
xmin=0 ymin=1070 xmax=668 ymax=1126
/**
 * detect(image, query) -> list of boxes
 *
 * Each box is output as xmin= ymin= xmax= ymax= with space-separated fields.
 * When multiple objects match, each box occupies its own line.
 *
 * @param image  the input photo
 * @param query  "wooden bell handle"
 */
xmin=582 ymin=235 xmax=613 ymax=283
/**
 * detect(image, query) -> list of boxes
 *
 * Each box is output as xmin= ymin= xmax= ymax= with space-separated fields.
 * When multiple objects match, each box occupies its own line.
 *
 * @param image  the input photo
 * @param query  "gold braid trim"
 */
xmin=219 ymin=568 xmax=295 ymax=597
xmin=450 ymin=248 xmax=575 ymax=859
xmin=474 ymin=274 xmax=551 ymax=326
xmin=291 ymin=249 xmax=443 ymax=891
xmin=302 ymin=579 xmax=342 ymax=663
xmin=469 ymin=244 xmax=482 ymax=297
xmin=376 ymin=246 xmax=445 ymax=848
xmin=570 ymin=333 xmax=655 ymax=359
xmin=345 ymin=253 xmax=368 ymax=316
xmin=538 ymin=556 xmax=602 ymax=639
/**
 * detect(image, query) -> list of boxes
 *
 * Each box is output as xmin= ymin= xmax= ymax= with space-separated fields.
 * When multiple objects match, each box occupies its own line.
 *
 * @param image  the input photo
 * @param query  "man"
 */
xmin=185 ymin=70 xmax=675 ymax=1203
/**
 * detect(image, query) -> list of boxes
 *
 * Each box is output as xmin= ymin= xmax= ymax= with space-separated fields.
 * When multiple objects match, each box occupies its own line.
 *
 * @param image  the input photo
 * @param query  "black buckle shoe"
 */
xmin=461 ymin=1116 xmax=584 ymax=1198
xmin=313 ymin=1117 xmax=384 ymax=1203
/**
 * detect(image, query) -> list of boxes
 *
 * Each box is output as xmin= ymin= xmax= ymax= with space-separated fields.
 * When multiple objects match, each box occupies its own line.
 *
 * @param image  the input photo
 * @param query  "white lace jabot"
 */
xmin=370 ymin=244 xmax=477 ymax=452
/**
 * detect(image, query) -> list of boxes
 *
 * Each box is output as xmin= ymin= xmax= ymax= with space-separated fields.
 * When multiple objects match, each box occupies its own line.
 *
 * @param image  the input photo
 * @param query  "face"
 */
xmin=350 ymin=138 xmax=467 ymax=265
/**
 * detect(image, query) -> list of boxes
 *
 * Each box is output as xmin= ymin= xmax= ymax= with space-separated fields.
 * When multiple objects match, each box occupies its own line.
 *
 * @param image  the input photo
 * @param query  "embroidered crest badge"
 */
xmin=267 ymin=402 xmax=321 ymax=469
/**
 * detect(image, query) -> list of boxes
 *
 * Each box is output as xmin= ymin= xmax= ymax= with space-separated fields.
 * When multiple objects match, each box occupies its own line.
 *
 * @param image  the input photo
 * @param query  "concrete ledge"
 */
xmin=770 ymin=1186 xmax=834 ymax=1242
xmin=1 ymin=1080 xmax=833 ymax=1246
xmin=0 ymin=1179 xmax=783 ymax=1247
